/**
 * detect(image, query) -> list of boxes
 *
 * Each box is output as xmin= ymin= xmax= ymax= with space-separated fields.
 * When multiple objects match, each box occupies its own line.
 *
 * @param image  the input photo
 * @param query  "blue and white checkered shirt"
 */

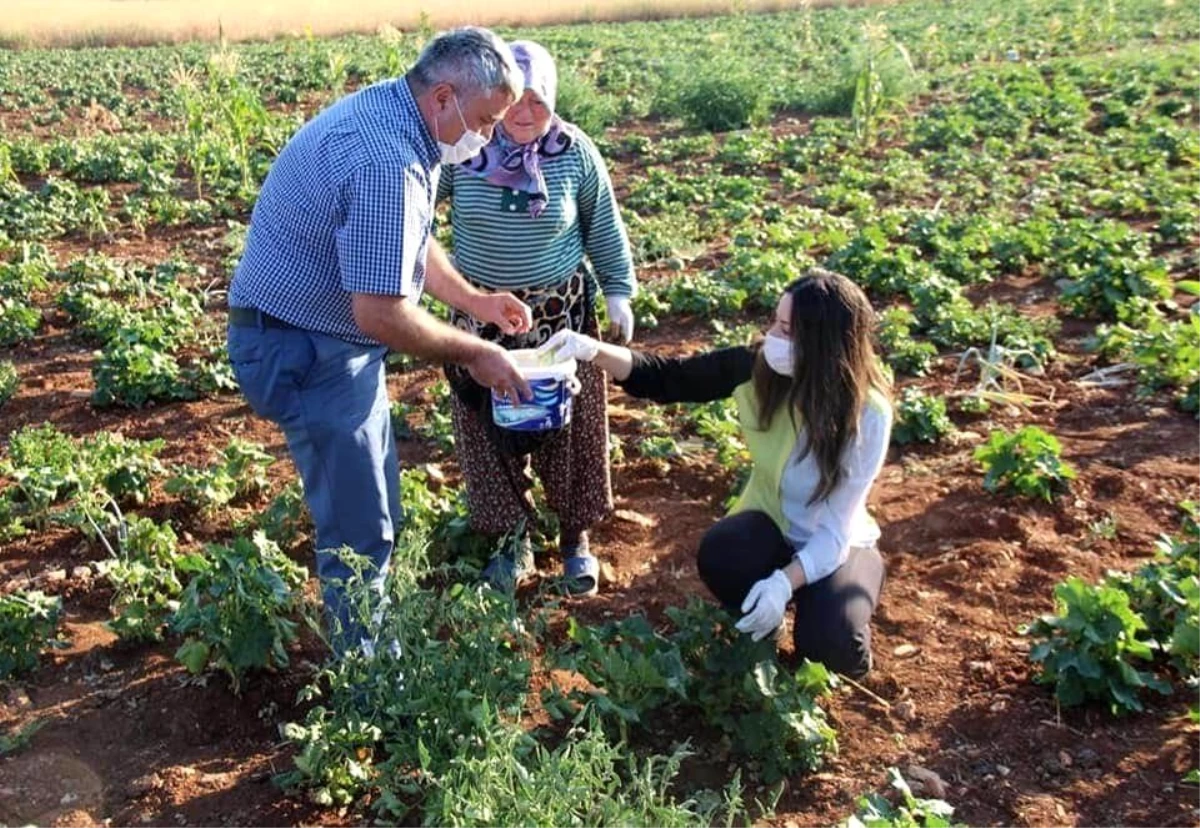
xmin=229 ymin=78 xmax=441 ymax=345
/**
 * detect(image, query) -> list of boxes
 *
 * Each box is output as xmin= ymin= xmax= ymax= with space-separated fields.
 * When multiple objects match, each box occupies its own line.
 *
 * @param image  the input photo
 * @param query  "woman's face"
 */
xmin=767 ymin=292 xmax=793 ymax=340
xmin=502 ymin=89 xmax=553 ymax=144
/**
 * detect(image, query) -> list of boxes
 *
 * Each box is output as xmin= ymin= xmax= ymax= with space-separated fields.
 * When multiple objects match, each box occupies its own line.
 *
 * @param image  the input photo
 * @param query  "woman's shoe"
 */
xmin=560 ymin=533 xmax=599 ymax=597
xmin=481 ymin=536 xmax=534 ymax=594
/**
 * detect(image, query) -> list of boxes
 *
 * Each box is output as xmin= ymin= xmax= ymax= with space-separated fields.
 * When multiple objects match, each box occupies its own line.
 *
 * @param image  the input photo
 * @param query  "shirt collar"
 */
xmin=395 ymin=77 xmax=440 ymax=169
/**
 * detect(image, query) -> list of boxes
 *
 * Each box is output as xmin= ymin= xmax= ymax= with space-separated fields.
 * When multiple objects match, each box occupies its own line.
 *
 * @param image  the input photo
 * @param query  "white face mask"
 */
xmin=762 ymin=332 xmax=795 ymax=376
xmin=438 ymin=95 xmax=488 ymax=164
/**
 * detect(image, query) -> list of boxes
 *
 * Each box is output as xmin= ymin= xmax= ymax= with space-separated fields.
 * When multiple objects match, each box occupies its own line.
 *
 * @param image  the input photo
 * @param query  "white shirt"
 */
xmin=779 ymin=396 xmax=891 ymax=584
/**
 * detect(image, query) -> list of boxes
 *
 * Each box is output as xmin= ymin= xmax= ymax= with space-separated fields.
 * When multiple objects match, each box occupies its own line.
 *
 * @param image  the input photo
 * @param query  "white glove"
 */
xmin=537 ymin=329 xmax=600 ymax=363
xmin=735 ymin=569 xmax=793 ymax=642
xmin=606 ymin=295 xmax=635 ymax=344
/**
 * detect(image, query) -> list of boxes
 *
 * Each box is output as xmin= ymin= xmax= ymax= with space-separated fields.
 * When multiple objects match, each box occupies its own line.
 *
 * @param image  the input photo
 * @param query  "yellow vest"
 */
xmin=729 ymin=381 xmax=888 ymax=535
xmin=729 ymin=381 xmax=799 ymax=532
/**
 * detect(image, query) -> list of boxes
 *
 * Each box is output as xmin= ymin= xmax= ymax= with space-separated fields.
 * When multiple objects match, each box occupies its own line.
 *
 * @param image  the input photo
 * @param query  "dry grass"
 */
xmin=0 ymin=0 xmax=875 ymax=49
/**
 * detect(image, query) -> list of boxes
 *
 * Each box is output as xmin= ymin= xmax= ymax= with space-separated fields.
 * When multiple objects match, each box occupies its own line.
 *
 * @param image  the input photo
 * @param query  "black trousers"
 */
xmin=697 ymin=510 xmax=885 ymax=678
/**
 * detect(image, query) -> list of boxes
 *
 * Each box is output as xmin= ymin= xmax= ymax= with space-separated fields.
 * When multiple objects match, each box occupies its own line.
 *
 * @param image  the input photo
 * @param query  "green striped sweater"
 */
xmin=436 ymin=131 xmax=636 ymax=297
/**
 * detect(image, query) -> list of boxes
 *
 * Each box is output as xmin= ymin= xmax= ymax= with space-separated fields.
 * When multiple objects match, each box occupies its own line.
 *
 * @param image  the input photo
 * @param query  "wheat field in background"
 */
xmin=0 ymin=0 xmax=874 ymax=48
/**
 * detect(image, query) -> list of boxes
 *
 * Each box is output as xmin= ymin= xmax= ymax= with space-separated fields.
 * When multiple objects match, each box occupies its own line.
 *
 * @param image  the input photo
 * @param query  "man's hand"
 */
xmin=606 ymin=296 xmax=634 ymax=344
xmin=471 ymin=292 xmax=532 ymax=335
xmin=735 ymin=569 xmax=793 ymax=642
xmin=466 ymin=342 xmax=532 ymax=402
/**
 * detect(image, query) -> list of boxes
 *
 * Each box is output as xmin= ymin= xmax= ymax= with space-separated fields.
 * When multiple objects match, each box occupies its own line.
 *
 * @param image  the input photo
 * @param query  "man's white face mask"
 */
xmin=438 ymin=94 xmax=488 ymax=164
xmin=762 ymin=332 xmax=795 ymax=376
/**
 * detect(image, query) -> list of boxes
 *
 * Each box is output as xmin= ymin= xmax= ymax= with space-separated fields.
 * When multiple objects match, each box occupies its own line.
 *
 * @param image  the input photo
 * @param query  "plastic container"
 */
xmin=491 ymin=349 xmax=579 ymax=432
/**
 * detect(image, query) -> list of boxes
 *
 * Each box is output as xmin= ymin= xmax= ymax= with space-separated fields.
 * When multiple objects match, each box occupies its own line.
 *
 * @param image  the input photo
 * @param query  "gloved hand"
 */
xmin=735 ymin=569 xmax=793 ymax=642
xmin=606 ymin=295 xmax=635 ymax=344
xmin=537 ymin=329 xmax=601 ymax=364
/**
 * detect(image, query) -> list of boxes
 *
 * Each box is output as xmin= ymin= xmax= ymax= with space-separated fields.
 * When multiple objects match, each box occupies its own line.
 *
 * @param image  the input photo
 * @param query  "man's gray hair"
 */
xmin=409 ymin=27 xmax=522 ymax=101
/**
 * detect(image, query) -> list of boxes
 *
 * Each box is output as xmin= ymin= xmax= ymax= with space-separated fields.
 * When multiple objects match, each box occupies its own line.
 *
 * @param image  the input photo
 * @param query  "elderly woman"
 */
xmin=438 ymin=40 xmax=636 ymax=597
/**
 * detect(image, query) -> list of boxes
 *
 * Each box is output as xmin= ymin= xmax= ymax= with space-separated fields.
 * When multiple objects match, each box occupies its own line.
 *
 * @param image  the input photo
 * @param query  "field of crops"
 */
xmin=0 ymin=0 xmax=1198 ymax=825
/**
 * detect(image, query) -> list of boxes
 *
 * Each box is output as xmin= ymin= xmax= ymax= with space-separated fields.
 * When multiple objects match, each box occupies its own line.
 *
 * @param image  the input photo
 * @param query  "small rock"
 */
xmin=43 ymin=568 xmax=68 ymax=584
xmin=1041 ymin=755 xmax=1065 ymax=776
xmin=905 ymin=765 xmax=947 ymax=799
xmin=599 ymin=562 xmax=618 ymax=585
xmin=612 ymin=509 xmax=657 ymax=529
xmin=1074 ymin=747 xmax=1100 ymax=769
xmin=968 ymin=660 xmax=994 ymax=675
xmin=893 ymin=644 xmax=920 ymax=658
xmin=60 ymin=792 xmax=78 ymax=805
xmin=1058 ymin=750 xmax=1072 ymax=768
xmin=72 ymin=566 xmax=92 ymax=581
xmin=997 ymin=764 xmax=1011 ymax=777
xmin=895 ymin=699 xmax=918 ymax=722
xmin=127 ymin=773 xmax=161 ymax=798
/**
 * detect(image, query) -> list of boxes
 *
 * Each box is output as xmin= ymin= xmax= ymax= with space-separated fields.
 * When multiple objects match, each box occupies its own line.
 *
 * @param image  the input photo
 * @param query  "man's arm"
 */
xmin=423 ymin=236 xmax=484 ymax=315
xmin=352 ymin=293 xmax=531 ymax=400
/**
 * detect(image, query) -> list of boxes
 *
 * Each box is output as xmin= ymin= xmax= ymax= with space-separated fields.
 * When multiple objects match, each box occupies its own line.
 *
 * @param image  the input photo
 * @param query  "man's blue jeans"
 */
xmin=227 ymin=317 xmax=400 ymax=651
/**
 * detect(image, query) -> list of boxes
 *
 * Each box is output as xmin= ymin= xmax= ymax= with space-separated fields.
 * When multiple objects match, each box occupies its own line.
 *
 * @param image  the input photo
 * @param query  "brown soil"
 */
xmin=2 ymin=289 xmax=1197 ymax=826
xmin=1 ymin=106 xmax=1198 ymax=825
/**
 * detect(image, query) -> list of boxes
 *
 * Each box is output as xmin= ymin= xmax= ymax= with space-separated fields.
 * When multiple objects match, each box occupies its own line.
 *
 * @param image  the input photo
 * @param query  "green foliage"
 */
xmin=974 ymin=426 xmax=1077 ymax=502
xmin=878 ymin=307 xmax=937 ymax=377
xmin=1052 ymin=219 xmax=1173 ymax=319
xmin=687 ymin=398 xmax=750 ymax=468
xmin=665 ymin=60 xmax=772 ymax=132
xmin=105 ymin=516 xmax=204 ymax=643
xmin=545 ymin=600 xmax=837 ymax=783
xmin=0 ymin=719 xmax=46 ymax=756
xmin=843 ymin=19 xmax=918 ymax=146
xmin=844 ymin=767 xmax=964 ymax=828
xmin=424 ymin=720 xmax=747 ymax=828
xmin=1107 ymin=507 xmax=1200 ymax=679
xmin=172 ymin=532 xmax=307 ymax=693
xmin=0 ymin=360 xmax=16 ymax=408
xmin=277 ymin=558 xmax=534 ymax=816
xmin=253 ymin=480 xmax=310 ymax=547
xmin=555 ymin=66 xmax=621 ymax=136
xmin=0 ymin=296 xmax=41 ymax=346
xmin=892 ymin=387 xmax=954 ymax=445
xmin=1025 ymin=577 xmax=1171 ymax=715
xmin=0 ymin=423 xmax=164 ymax=534
xmin=165 ymin=438 xmax=274 ymax=512
xmin=0 ymin=590 xmax=65 ymax=679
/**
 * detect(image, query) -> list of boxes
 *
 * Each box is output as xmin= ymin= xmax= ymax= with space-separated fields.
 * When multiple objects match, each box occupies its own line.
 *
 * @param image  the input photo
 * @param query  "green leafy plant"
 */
xmin=252 ymin=480 xmax=310 ymax=547
xmin=545 ymin=600 xmax=837 ymax=783
xmin=0 ymin=360 xmax=17 ymax=408
xmin=104 ymin=516 xmax=205 ymax=643
xmin=425 ymin=719 xmax=750 ymax=828
xmin=892 ymin=387 xmax=954 ymax=445
xmin=844 ymin=767 xmax=964 ymax=827
xmin=1107 ymin=505 xmax=1200 ymax=679
xmin=666 ymin=60 xmax=772 ymax=132
xmin=878 ymin=308 xmax=937 ymax=377
xmin=0 ymin=719 xmax=46 ymax=756
xmin=0 ymin=590 xmax=66 ymax=679
xmin=278 ymin=554 xmax=533 ymax=814
xmin=1025 ymin=576 xmax=1171 ymax=715
xmin=172 ymin=532 xmax=307 ymax=693
xmin=165 ymin=438 xmax=274 ymax=512
xmin=975 ymin=426 xmax=1077 ymax=502
xmin=842 ymin=18 xmax=917 ymax=146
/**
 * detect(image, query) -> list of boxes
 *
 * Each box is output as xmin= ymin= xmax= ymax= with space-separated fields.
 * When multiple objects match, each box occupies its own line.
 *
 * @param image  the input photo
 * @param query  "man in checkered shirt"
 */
xmin=227 ymin=27 xmax=533 ymax=652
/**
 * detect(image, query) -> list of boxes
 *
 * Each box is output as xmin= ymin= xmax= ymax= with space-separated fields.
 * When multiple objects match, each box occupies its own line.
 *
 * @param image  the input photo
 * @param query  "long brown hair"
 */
xmin=751 ymin=268 xmax=891 ymax=504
